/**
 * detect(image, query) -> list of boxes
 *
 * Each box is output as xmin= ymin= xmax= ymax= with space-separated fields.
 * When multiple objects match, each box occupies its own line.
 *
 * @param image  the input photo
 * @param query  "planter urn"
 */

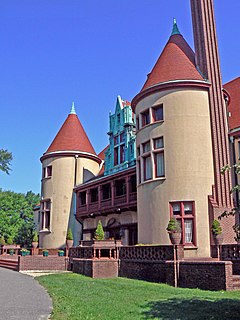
xmin=66 ymin=239 xmax=74 ymax=248
xmin=32 ymin=242 xmax=38 ymax=249
xmin=213 ymin=234 xmax=224 ymax=245
xmin=169 ymin=232 xmax=182 ymax=245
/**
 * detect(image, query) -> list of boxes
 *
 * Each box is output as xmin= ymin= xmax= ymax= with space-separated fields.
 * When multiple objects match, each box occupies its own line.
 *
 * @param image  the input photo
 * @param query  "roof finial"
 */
xmin=70 ymin=101 xmax=76 ymax=114
xmin=171 ymin=18 xmax=181 ymax=36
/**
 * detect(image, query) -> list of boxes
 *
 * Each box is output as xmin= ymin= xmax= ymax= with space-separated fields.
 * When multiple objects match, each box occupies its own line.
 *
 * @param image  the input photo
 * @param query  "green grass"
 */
xmin=37 ymin=273 xmax=240 ymax=320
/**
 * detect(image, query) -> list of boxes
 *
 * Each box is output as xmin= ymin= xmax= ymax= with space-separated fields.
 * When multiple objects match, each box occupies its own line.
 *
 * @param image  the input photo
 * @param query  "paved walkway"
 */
xmin=0 ymin=268 xmax=52 ymax=320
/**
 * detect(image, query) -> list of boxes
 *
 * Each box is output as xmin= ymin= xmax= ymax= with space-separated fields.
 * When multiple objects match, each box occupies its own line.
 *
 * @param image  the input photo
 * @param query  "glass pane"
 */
xmin=153 ymin=105 xmax=163 ymax=121
xmin=145 ymin=156 xmax=152 ymax=180
xmin=154 ymin=137 xmax=164 ymax=149
xmin=172 ymin=203 xmax=180 ymax=215
xmin=184 ymin=219 xmax=193 ymax=243
xmin=143 ymin=141 xmax=150 ymax=153
xmin=184 ymin=202 xmax=193 ymax=214
xmin=156 ymin=152 xmax=164 ymax=177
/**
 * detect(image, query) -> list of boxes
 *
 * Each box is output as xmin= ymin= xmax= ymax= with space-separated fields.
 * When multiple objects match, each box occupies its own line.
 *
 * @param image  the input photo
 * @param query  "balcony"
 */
xmin=75 ymin=168 xmax=137 ymax=219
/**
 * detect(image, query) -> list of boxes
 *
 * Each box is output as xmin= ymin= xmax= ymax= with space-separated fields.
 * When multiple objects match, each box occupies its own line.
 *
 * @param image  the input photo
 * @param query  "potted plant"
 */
xmin=66 ymin=229 xmax=74 ymax=248
xmin=211 ymin=219 xmax=223 ymax=245
xmin=32 ymin=231 xmax=39 ymax=249
xmin=94 ymin=221 xmax=105 ymax=241
xmin=9 ymin=249 xmax=15 ymax=256
xmin=58 ymin=250 xmax=64 ymax=257
xmin=42 ymin=249 xmax=49 ymax=257
xmin=167 ymin=217 xmax=182 ymax=245
xmin=20 ymin=248 xmax=28 ymax=256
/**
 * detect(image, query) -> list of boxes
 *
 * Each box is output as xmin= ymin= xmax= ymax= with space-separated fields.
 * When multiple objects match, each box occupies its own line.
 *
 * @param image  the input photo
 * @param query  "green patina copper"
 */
xmin=70 ymin=101 xmax=76 ymax=114
xmin=171 ymin=18 xmax=181 ymax=36
xmin=104 ymin=95 xmax=136 ymax=175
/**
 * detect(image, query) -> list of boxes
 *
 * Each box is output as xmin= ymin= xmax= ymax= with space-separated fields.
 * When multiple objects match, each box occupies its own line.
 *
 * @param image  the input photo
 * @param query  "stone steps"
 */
xmin=232 ymin=275 xmax=240 ymax=290
xmin=0 ymin=259 xmax=19 ymax=271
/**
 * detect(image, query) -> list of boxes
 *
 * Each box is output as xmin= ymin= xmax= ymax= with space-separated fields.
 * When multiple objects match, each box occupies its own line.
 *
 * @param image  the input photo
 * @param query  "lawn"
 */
xmin=38 ymin=273 xmax=240 ymax=320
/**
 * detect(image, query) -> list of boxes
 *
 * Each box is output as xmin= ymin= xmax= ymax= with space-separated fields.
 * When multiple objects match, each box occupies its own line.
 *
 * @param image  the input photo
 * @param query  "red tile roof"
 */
xmin=141 ymin=34 xmax=203 ymax=91
xmin=45 ymin=113 xmax=96 ymax=155
xmin=97 ymin=145 xmax=109 ymax=176
xmin=224 ymin=77 xmax=240 ymax=131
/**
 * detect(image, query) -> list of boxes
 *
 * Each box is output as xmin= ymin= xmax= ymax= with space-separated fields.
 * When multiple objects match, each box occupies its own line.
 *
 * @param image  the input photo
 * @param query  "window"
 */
xmin=154 ymin=137 xmax=164 ymax=149
xmin=143 ymin=141 xmax=150 ymax=153
xmin=130 ymin=175 xmax=137 ymax=193
xmin=141 ymin=110 xmax=150 ymax=127
xmin=120 ymin=133 xmax=124 ymax=143
xmin=90 ymin=188 xmax=98 ymax=203
xmin=144 ymin=156 xmax=152 ymax=180
xmin=41 ymin=199 xmax=51 ymax=230
xmin=102 ymin=184 xmax=111 ymax=200
xmin=114 ymin=136 xmax=118 ymax=145
xmin=170 ymin=201 xmax=195 ymax=245
xmin=136 ymin=117 xmax=139 ymax=130
xmin=42 ymin=165 xmax=52 ymax=178
xmin=114 ymin=147 xmax=119 ymax=166
xmin=152 ymin=105 xmax=163 ymax=122
xmin=120 ymin=145 xmax=125 ymax=163
xmin=79 ymin=191 xmax=86 ymax=205
xmin=155 ymin=152 xmax=165 ymax=177
xmin=115 ymin=179 xmax=126 ymax=196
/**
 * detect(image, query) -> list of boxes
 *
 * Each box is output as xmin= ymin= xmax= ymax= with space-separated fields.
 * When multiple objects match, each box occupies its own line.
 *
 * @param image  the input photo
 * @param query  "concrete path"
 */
xmin=0 ymin=268 xmax=52 ymax=320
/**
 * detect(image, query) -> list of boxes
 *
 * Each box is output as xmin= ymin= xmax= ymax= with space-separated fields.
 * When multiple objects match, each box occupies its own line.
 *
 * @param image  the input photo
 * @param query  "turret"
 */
xmin=132 ymin=20 xmax=215 ymax=257
xmin=40 ymin=103 xmax=101 ymax=248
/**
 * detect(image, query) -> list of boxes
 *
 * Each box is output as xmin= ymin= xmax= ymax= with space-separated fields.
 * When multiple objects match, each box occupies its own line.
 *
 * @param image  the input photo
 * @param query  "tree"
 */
xmin=94 ymin=220 xmax=105 ymax=240
xmin=220 ymin=164 xmax=240 ymax=242
xmin=0 ymin=149 xmax=13 ymax=174
xmin=0 ymin=189 xmax=40 ymax=246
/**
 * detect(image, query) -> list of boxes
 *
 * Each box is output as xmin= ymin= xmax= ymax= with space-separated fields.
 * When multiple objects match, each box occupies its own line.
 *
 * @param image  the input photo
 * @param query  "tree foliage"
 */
xmin=220 ymin=163 xmax=240 ymax=241
xmin=0 ymin=189 xmax=40 ymax=246
xmin=94 ymin=220 xmax=105 ymax=240
xmin=0 ymin=149 xmax=13 ymax=174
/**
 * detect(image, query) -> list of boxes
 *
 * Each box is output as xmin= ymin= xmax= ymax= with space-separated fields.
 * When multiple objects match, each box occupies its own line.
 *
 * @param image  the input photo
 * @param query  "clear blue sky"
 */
xmin=0 ymin=0 xmax=239 ymax=194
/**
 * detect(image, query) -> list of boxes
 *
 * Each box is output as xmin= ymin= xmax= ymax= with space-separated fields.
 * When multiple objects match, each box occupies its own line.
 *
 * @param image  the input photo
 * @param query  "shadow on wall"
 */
xmin=141 ymin=298 xmax=240 ymax=319
xmin=83 ymin=168 xmax=96 ymax=182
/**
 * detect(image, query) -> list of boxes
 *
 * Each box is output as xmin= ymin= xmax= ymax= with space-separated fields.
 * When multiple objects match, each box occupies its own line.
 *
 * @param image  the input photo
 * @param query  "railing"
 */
xmin=221 ymin=244 xmax=240 ymax=260
xmin=119 ymin=245 xmax=175 ymax=261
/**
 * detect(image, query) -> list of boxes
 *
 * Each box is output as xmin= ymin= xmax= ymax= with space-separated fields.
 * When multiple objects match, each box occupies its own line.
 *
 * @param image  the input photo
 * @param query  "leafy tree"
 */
xmin=0 ymin=189 xmax=40 ymax=246
xmin=0 ymin=149 xmax=13 ymax=174
xmin=94 ymin=220 xmax=105 ymax=240
xmin=220 ymin=164 xmax=240 ymax=241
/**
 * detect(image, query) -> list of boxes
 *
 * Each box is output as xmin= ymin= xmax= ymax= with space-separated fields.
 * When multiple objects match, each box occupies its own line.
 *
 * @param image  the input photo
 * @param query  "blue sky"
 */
xmin=0 ymin=0 xmax=239 ymax=194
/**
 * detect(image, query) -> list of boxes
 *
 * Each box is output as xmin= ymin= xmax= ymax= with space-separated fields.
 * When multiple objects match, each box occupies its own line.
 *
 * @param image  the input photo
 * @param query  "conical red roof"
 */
xmin=141 ymin=34 xmax=203 ymax=91
xmin=45 ymin=113 xmax=96 ymax=155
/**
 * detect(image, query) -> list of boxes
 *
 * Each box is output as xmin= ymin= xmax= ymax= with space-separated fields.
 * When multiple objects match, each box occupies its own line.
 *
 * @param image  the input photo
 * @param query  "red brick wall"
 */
xmin=170 ymin=261 xmax=233 ymax=291
xmin=119 ymin=260 xmax=166 ymax=282
xmin=19 ymin=256 xmax=68 ymax=271
xmin=72 ymin=258 xmax=119 ymax=278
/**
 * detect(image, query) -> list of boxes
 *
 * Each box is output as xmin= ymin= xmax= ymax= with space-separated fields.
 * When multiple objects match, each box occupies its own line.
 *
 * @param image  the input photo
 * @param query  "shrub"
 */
xmin=0 ymin=236 xmax=5 ymax=245
xmin=166 ymin=217 xmax=181 ymax=233
xmin=32 ymin=230 xmax=38 ymax=242
xmin=211 ymin=219 xmax=222 ymax=235
xmin=66 ymin=229 xmax=73 ymax=240
xmin=94 ymin=221 xmax=105 ymax=240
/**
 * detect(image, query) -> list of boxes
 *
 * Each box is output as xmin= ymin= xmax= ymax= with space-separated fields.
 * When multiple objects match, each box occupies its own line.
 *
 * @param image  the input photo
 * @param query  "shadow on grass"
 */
xmin=142 ymin=298 xmax=240 ymax=319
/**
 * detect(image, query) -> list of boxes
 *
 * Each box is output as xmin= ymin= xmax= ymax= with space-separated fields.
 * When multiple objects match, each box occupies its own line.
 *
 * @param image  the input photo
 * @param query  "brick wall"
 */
xmin=119 ymin=260 xmax=166 ymax=282
xmin=72 ymin=258 xmax=119 ymax=278
xmin=174 ymin=261 xmax=233 ymax=291
xmin=19 ymin=256 xmax=68 ymax=271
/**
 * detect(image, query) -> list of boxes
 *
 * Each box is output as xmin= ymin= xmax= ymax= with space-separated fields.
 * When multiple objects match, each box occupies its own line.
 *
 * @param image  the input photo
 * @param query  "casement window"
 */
xmin=170 ymin=201 xmax=196 ymax=245
xmin=42 ymin=165 xmax=52 ymax=179
xmin=142 ymin=141 xmax=151 ymax=153
xmin=141 ymin=110 xmax=150 ymax=127
xmin=152 ymin=104 xmax=163 ymax=122
xmin=41 ymin=199 xmax=51 ymax=231
xmin=79 ymin=191 xmax=86 ymax=205
xmin=136 ymin=117 xmax=139 ymax=130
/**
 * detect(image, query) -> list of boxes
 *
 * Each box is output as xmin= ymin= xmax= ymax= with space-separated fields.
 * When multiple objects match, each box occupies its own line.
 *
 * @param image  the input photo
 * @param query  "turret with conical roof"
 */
xmin=39 ymin=103 xmax=102 ymax=249
xmin=132 ymin=21 xmax=214 ymax=258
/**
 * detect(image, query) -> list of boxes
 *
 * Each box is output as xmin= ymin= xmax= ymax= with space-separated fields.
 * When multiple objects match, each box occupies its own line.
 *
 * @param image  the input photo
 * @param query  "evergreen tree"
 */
xmin=94 ymin=221 xmax=105 ymax=240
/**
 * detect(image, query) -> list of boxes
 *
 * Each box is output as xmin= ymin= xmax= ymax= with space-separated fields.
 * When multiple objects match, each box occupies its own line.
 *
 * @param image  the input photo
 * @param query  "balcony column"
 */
xmin=98 ymin=185 xmax=102 ymax=211
xmin=111 ymin=181 xmax=115 ymax=207
xmin=126 ymin=176 xmax=130 ymax=205
xmin=86 ymin=190 xmax=90 ymax=212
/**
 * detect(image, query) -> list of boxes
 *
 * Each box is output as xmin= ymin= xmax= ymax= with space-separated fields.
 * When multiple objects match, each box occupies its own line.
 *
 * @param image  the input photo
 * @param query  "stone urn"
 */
xmin=169 ymin=232 xmax=182 ymax=245
xmin=32 ymin=241 xmax=38 ymax=249
xmin=66 ymin=239 xmax=74 ymax=248
xmin=213 ymin=233 xmax=224 ymax=245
